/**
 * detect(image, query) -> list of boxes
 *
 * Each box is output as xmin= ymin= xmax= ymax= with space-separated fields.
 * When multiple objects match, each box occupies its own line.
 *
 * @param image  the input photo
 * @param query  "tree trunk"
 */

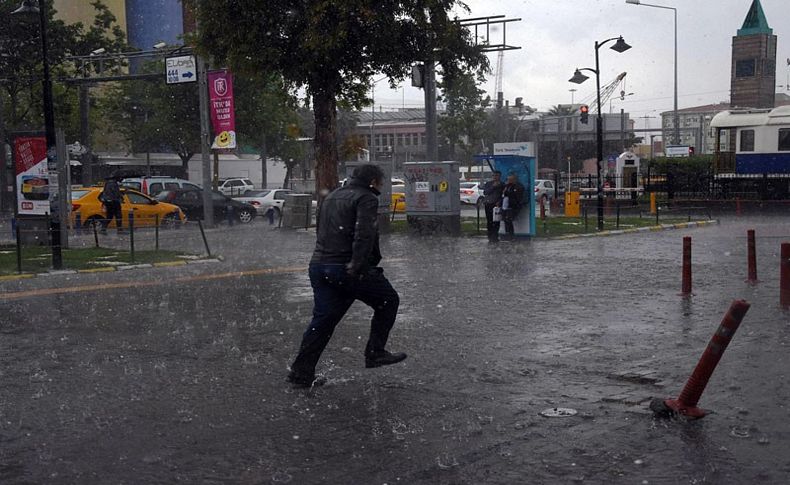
xmin=260 ymin=135 xmax=268 ymax=189
xmin=312 ymin=82 xmax=339 ymax=200
xmin=179 ymin=153 xmax=193 ymax=179
xmin=283 ymin=163 xmax=292 ymax=189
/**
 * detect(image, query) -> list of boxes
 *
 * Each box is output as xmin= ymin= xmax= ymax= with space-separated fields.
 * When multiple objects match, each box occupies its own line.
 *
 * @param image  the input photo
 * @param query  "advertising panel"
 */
xmin=208 ymin=69 xmax=237 ymax=149
xmin=14 ymin=136 xmax=49 ymax=216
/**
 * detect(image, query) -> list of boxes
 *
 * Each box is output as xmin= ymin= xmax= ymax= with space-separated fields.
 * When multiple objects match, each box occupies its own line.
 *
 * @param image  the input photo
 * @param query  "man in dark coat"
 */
xmin=481 ymin=170 xmax=504 ymax=242
xmin=288 ymin=164 xmax=407 ymax=388
xmin=501 ymin=172 xmax=526 ymax=240
xmin=100 ymin=176 xmax=123 ymax=234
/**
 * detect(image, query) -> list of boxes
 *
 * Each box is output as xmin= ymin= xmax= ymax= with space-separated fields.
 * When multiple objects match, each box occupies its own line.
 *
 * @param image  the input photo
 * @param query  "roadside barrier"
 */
xmin=650 ymin=299 xmax=751 ymax=419
xmin=781 ymin=243 xmax=790 ymax=308
xmin=3 ymin=214 xmax=235 ymax=275
xmin=681 ymin=236 xmax=692 ymax=296
xmin=746 ymin=229 xmax=758 ymax=284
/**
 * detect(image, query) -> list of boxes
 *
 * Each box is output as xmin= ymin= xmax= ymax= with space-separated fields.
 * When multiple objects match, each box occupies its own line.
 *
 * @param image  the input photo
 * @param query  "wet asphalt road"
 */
xmin=2 ymin=216 xmax=790 ymax=484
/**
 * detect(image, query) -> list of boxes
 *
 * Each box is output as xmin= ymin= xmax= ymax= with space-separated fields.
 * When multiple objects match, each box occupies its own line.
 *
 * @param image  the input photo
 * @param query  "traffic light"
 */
xmin=580 ymin=105 xmax=589 ymax=124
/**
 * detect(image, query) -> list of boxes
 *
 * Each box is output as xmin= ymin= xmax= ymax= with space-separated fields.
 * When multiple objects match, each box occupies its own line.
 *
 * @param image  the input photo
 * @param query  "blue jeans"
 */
xmin=290 ymin=263 xmax=400 ymax=378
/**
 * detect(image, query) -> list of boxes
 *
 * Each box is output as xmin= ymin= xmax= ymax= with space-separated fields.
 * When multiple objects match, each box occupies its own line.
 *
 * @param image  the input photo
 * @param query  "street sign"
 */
xmin=166 ymin=55 xmax=197 ymax=84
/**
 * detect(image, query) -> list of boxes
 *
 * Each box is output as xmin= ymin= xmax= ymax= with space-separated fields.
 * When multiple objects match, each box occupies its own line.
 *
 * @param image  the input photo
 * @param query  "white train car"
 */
xmin=710 ymin=105 xmax=790 ymax=174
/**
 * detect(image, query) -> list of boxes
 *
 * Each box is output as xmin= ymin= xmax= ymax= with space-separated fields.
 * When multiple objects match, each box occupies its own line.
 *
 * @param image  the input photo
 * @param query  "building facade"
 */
xmin=53 ymin=0 xmax=188 ymax=50
xmin=730 ymin=0 xmax=777 ymax=109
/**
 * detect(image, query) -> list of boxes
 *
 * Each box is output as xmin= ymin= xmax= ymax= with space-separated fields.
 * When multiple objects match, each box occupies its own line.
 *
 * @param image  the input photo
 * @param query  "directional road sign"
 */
xmin=166 ymin=55 xmax=197 ymax=84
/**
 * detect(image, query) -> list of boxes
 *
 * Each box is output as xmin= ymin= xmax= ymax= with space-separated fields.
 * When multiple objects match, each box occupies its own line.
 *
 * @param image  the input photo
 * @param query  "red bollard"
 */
xmin=540 ymin=199 xmax=546 ymax=220
xmin=781 ymin=243 xmax=790 ymax=309
xmin=652 ymin=300 xmax=751 ymax=419
xmin=680 ymin=236 xmax=692 ymax=295
xmin=746 ymin=229 xmax=758 ymax=284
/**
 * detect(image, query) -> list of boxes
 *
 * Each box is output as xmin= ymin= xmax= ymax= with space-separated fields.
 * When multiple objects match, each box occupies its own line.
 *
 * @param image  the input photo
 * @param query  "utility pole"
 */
xmin=78 ymin=85 xmax=91 ymax=184
xmin=424 ymin=59 xmax=438 ymax=160
xmin=197 ymin=53 xmax=214 ymax=226
xmin=0 ymin=93 xmax=7 ymax=214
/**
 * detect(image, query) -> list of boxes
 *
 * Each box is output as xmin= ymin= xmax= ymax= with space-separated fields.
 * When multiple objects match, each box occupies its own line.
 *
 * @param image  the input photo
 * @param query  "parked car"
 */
xmin=233 ymin=188 xmax=314 ymax=218
xmin=121 ymin=176 xmax=201 ymax=197
xmin=460 ymin=182 xmax=484 ymax=206
xmin=217 ymin=178 xmax=255 ymax=196
xmin=391 ymin=184 xmax=406 ymax=212
xmin=156 ymin=188 xmax=257 ymax=223
xmin=70 ymin=187 xmax=185 ymax=229
xmin=534 ymin=179 xmax=557 ymax=202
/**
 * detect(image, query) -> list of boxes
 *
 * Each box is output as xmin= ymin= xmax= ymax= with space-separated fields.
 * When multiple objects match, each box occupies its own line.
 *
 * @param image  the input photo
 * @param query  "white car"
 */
xmin=534 ymin=179 xmax=557 ymax=202
xmin=460 ymin=182 xmax=484 ymax=206
xmin=218 ymin=178 xmax=255 ymax=196
xmin=234 ymin=189 xmax=316 ymax=218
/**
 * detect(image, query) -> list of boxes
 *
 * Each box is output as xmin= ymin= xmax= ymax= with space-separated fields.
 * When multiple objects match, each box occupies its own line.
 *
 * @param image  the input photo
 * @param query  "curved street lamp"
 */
xmin=569 ymin=36 xmax=631 ymax=231
xmin=12 ymin=0 xmax=62 ymax=269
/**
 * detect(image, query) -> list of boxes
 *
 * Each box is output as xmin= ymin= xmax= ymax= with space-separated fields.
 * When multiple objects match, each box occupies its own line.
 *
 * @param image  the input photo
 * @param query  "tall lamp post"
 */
xmin=625 ymin=0 xmax=679 ymax=145
xmin=569 ymin=36 xmax=631 ymax=231
xmin=12 ymin=0 xmax=62 ymax=269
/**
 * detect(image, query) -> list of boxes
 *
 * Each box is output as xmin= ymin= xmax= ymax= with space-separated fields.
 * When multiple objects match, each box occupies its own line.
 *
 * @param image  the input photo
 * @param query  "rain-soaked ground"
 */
xmin=2 ymin=215 xmax=790 ymax=484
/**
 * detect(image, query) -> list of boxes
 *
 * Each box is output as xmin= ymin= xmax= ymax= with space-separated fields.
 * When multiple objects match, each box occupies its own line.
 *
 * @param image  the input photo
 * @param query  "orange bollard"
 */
xmin=680 ymin=236 xmax=692 ymax=296
xmin=651 ymin=300 xmax=751 ymax=419
xmin=540 ymin=198 xmax=546 ymax=220
xmin=746 ymin=229 xmax=758 ymax=284
xmin=781 ymin=243 xmax=790 ymax=308
xmin=650 ymin=192 xmax=656 ymax=214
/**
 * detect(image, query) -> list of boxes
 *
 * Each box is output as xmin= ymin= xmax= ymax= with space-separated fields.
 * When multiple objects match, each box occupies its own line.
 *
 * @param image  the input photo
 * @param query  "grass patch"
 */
xmin=0 ymin=246 xmax=190 ymax=275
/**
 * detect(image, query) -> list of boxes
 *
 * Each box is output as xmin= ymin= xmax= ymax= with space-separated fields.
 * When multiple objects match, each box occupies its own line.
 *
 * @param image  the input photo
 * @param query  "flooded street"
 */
xmin=2 ymin=217 xmax=790 ymax=484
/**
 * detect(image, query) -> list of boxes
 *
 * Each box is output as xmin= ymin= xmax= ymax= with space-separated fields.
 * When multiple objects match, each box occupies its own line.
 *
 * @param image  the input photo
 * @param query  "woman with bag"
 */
xmin=501 ymin=172 xmax=525 ymax=240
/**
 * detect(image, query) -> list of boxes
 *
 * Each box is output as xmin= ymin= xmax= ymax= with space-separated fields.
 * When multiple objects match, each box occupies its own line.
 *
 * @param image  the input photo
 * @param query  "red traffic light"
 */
xmin=580 ymin=104 xmax=590 ymax=124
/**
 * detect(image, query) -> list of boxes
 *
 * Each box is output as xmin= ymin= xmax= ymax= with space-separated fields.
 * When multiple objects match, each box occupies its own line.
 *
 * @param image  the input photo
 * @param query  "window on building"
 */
xmin=405 ymin=133 xmax=412 ymax=146
xmin=740 ymin=129 xmax=755 ymax=152
xmin=736 ymin=59 xmax=756 ymax=78
xmin=388 ymin=134 xmax=394 ymax=147
xmin=779 ymin=129 xmax=790 ymax=151
xmin=397 ymin=134 xmax=404 ymax=146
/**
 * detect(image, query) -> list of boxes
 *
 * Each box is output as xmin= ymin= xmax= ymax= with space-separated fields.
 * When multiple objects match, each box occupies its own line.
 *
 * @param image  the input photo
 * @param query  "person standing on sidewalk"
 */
xmin=481 ymin=170 xmax=504 ymax=243
xmin=288 ymin=164 xmax=407 ymax=388
xmin=501 ymin=172 xmax=525 ymax=240
xmin=100 ymin=176 xmax=123 ymax=234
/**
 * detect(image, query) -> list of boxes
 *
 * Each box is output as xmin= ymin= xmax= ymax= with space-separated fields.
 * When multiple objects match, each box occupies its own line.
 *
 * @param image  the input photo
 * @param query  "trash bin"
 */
xmin=281 ymin=194 xmax=312 ymax=229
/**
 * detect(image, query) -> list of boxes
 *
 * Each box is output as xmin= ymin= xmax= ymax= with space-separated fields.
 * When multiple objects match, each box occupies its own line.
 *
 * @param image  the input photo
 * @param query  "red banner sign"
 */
xmin=13 ymin=136 xmax=50 ymax=215
xmin=208 ymin=69 xmax=237 ymax=149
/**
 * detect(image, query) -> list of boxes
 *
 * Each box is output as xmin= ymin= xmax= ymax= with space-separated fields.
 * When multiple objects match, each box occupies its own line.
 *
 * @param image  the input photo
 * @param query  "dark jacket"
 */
xmin=502 ymin=181 xmax=525 ymax=213
xmin=101 ymin=179 xmax=122 ymax=203
xmin=311 ymin=178 xmax=382 ymax=273
xmin=482 ymin=179 xmax=504 ymax=206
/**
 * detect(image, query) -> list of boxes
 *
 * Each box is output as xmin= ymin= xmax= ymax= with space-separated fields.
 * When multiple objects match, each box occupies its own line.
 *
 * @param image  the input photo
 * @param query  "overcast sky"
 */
xmin=374 ymin=0 xmax=790 ymax=130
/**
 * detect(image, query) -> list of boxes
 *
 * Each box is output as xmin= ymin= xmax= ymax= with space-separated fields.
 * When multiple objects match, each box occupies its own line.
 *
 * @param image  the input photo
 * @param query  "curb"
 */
xmin=551 ymin=220 xmax=719 ymax=240
xmin=0 ymin=257 xmax=222 ymax=282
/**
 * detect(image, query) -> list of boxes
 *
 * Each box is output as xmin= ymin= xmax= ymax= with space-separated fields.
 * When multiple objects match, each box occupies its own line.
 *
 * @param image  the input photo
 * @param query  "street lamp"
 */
xmin=12 ymin=0 xmax=62 ymax=269
xmin=610 ymin=92 xmax=635 ymax=113
xmin=569 ymin=36 xmax=631 ymax=231
xmin=625 ymin=0 xmax=679 ymax=145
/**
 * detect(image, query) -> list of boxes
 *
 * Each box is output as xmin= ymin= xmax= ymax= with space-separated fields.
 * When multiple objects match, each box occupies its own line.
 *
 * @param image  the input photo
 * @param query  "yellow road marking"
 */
xmin=0 ymin=274 xmax=35 ymax=282
xmin=78 ymin=267 xmax=117 ymax=273
xmin=0 ymin=266 xmax=307 ymax=302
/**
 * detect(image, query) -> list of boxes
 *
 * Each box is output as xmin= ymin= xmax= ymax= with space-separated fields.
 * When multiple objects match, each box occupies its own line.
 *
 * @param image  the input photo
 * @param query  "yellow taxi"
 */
xmin=391 ymin=184 xmax=406 ymax=213
xmin=70 ymin=186 xmax=185 ymax=228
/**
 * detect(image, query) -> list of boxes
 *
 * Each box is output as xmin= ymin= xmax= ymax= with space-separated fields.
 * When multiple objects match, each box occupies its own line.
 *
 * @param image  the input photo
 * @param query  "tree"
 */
xmin=546 ymin=104 xmax=575 ymax=117
xmin=101 ymin=62 xmax=200 ymax=176
xmin=0 ymin=0 xmax=127 ymax=138
xmin=184 ymin=0 xmax=487 ymax=198
xmin=234 ymin=73 xmax=303 ymax=187
xmin=438 ymin=72 xmax=491 ymax=164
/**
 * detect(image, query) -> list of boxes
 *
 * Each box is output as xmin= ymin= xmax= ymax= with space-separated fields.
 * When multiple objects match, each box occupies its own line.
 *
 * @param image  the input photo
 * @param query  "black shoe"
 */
xmin=286 ymin=371 xmax=326 ymax=389
xmin=365 ymin=350 xmax=408 ymax=369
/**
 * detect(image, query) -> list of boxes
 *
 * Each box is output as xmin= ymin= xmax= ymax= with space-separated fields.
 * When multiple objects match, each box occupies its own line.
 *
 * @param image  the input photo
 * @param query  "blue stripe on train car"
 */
xmin=736 ymin=153 xmax=790 ymax=174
